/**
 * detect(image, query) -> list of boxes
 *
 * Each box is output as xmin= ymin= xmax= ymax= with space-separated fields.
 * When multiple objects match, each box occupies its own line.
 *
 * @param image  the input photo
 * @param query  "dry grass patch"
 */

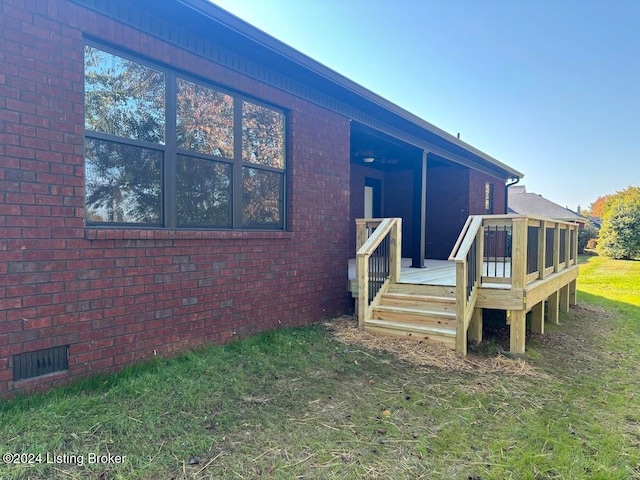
xmin=325 ymin=315 xmax=546 ymax=378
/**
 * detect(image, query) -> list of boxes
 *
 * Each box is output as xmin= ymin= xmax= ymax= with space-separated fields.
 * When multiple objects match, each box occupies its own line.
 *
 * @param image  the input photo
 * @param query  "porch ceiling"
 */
xmin=350 ymin=123 xmax=421 ymax=170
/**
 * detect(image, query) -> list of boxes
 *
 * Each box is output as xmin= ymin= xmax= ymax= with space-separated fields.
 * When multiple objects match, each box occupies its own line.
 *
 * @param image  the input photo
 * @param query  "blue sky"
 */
xmin=212 ymin=0 xmax=639 ymax=212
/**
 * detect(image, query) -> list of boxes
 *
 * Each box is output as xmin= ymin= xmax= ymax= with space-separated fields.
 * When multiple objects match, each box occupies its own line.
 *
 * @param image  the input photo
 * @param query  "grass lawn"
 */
xmin=1 ymin=255 xmax=639 ymax=479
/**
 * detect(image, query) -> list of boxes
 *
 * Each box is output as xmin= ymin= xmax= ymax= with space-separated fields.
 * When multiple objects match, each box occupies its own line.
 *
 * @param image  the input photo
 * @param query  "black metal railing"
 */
xmin=368 ymin=235 xmax=390 ymax=302
xmin=559 ymin=229 xmax=567 ymax=263
xmin=466 ymin=236 xmax=477 ymax=301
xmin=483 ymin=225 xmax=512 ymax=278
xmin=527 ymin=226 xmax=539 ymax=275
xmin=570 ymin=229 xmax=576 ymax=261
xmin=545 ymin=227 xmax=555 ymax=269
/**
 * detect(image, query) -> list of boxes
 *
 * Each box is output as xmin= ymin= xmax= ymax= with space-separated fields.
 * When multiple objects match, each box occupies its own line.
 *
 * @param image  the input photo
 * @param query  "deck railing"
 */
xmin=450 ymin=214 xmax=580 ymax=354
xmin=355 ymin=218 xmax=402 ymax=329
xmin=470 ymin=215 xmax=580 ymax=288
xmin=448 ymin=216 xmax=484 ymax=355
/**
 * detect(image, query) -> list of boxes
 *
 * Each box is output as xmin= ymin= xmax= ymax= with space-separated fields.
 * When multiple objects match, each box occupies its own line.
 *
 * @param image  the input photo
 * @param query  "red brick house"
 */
xmin=0 ymin=0 xmax=524 ymax=397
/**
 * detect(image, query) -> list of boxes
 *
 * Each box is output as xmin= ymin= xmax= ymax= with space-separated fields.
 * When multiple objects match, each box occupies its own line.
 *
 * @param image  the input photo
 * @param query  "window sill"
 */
xmin=84 ymin=228 xmax=292 ymax=241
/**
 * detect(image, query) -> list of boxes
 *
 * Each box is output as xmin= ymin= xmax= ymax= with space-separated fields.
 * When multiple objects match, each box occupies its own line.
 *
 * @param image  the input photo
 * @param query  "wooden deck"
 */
xmin=353 ymin=216 xmax=580 ymax=356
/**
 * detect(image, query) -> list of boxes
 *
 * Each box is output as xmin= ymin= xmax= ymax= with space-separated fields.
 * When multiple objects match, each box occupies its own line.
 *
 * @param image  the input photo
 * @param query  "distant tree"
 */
xmin=596 ymin=186 xmax=640 ymax=260
xmin=588 ymin=194 xmax=613 ymax=218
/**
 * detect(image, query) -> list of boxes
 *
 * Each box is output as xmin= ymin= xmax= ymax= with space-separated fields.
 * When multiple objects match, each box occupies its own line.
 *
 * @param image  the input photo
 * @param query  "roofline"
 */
xmin=177 ymin=0 xmax=524 ymax=179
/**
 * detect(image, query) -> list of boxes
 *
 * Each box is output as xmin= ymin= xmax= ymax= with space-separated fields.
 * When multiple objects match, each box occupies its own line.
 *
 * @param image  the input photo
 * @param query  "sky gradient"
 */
xmin=212 ymin=0 xmax=639 ymax=212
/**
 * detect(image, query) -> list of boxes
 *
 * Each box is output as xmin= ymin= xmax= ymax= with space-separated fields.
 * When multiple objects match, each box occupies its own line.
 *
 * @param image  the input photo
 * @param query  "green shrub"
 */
xmin=596 ymin=186 xmax=640 ymax=260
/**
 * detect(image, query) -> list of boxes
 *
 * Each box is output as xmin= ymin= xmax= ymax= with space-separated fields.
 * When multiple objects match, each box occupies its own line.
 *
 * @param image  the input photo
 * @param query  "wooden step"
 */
xmin=379 ymin=292 xmax=456 ymax=313
xmin=387 ymin=283 xmax=456 ymax=298
xmin=364 ymin=318 xmax=456 ymax=348
xmin=371 ymin=305 xmax=457 ymax=329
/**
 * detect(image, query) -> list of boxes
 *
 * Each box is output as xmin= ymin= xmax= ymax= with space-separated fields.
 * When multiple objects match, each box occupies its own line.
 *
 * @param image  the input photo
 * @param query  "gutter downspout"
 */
xmin=505 ymin=176 xmax=521 ymax=214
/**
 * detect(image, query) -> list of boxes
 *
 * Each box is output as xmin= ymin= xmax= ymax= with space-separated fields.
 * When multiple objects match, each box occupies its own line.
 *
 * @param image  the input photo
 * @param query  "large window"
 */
xmin=84 ymin=45 xmax=286 ymax=229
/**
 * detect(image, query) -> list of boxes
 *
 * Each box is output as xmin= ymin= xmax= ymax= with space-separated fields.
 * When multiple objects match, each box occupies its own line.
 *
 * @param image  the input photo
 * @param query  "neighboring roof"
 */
xmin=508 ymin=185 xmax=527 ymax=194
xmin=122 ymin=0 xmax=523 ymax=180
xmin=508 ymin=186 xmax=585 ymax=223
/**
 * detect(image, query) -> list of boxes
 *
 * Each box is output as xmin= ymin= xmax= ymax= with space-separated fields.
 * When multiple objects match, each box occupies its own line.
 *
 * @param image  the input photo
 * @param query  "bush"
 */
xmin=596 ymin=186 xmax=640 ymax=260
xmin=586 ymin=238 xmax=598 ymax=250
xmin=578 ymin=225 xmax=599 ymax=254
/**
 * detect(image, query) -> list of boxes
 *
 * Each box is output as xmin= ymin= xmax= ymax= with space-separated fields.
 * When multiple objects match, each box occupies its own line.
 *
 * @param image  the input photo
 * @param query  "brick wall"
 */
xmin=0 ymin=0 xmax=351 ymax=397
xmin=469 ymin=169 xmax=507 ymax=215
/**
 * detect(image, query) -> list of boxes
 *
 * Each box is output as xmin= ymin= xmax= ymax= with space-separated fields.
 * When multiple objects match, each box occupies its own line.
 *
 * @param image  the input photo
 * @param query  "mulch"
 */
xmin=324 ymin=316 xmax=547 ymax=378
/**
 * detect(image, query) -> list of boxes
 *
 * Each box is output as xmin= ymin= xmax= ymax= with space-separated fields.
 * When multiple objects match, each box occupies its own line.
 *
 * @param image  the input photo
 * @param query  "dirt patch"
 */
xmin=325 ymin=316 xmax=546 ymax=378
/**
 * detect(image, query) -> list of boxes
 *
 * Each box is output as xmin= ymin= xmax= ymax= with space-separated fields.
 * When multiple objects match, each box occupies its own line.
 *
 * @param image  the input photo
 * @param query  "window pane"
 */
xmin=85 ymin=138 xmax=162 ymax=224
xmin=177 ymin=79 xmax=234 ymax=158
xmin=84 ymin=46 xmax=165 ymax=143
xmin=243 ymin=167 xmax=283 ymax=229
xmin=242 ymin=101 xmax=285 ymax=169
xmin=177 ymin=155 xmax=232 ymax=227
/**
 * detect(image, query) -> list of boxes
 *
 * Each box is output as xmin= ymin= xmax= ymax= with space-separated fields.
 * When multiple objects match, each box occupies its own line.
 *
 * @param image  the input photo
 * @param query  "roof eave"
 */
xmin=177 ymin=0 xmax=524 ymax=179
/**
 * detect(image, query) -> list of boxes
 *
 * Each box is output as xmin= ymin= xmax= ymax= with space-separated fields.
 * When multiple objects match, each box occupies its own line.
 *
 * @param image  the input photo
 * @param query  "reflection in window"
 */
xmin=85 ymin=138 xmax=163 ymax=224
xmin=84 ymin=46 xmax=165 ymax=143
xmin=243 ymin=167 xmax=283 ymax=229
xmin=177 ymin=156 xmax=232 ymax=227
xmin=84 ymin=44 xmax=287 ymax=230
xmin=177 ymin=79 xmax=234 ymax=158
xmin=242 ymin=101 xmax=285 ymax=169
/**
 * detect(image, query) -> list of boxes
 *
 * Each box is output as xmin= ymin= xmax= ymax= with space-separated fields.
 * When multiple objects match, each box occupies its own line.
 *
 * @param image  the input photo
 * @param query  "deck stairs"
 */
xmin=364 ymin=283 xmax=457 ymax=348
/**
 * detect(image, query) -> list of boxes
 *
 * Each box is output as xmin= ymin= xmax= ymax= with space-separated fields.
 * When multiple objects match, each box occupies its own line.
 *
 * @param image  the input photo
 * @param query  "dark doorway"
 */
xmin=364 ymin=177 xmax=382 ymax=218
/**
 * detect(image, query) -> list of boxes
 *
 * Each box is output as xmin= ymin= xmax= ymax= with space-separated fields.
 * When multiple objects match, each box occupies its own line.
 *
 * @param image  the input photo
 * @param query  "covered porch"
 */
xmin=349 ymin=122 xmax=515 ymax=270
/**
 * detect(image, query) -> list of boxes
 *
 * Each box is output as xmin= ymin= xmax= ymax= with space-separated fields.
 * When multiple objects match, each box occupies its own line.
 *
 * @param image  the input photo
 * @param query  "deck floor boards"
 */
xmin=348 ymin=258 xmax=455 ymax=286
xmin=348 ymin=258 xmax=512 ymax=288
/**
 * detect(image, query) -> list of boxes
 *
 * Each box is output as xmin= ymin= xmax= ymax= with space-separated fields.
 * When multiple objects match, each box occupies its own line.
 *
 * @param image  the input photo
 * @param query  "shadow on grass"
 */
xmin=578 ymin=290 xmax=640 ymax=333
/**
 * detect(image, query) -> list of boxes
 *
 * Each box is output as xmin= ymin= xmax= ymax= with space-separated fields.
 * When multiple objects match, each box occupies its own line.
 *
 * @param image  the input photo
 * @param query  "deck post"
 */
xmin=553 ymin=222 xmax=561 ymax=273
xmin=390 ymin=218 xmax=402 ymax=283
xmin=411 ymin=150 xmax=427 ymax=268
xmin=508 ymin=218 xmax=528 ymax=354
xmin=559 ymin=284 xmax=570 ymax=313
xmin=509 ymin=310 xmax=526 ymax=354
xmin=455 ymin=261 xmax=467 ymax=355
xmin=548 ymin=290 xmax=560 ymax=324
xmin=356 ymin=254 xmax=368 ymax=330
xmin=356 ymin=219 xmax=369 ymax=251
xmin=571 ymin=224 xmax=580 ymax=265
xmin=531 ymin=301 xmax=545 ymax=334
xmin=537 ymin=221 xmax=546 ymax=280
xmin=569 ymin=279 xmax=577 ymax=306
xmin=511 ymin=217 xmax=527 ymax=291
xmin=468 ymin=308 xmax=483 ymax=344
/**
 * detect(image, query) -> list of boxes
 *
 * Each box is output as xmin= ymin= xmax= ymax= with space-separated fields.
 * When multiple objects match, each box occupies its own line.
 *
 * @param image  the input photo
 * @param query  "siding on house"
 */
xmin=0 ymin=0 xmax=352 ymax=397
